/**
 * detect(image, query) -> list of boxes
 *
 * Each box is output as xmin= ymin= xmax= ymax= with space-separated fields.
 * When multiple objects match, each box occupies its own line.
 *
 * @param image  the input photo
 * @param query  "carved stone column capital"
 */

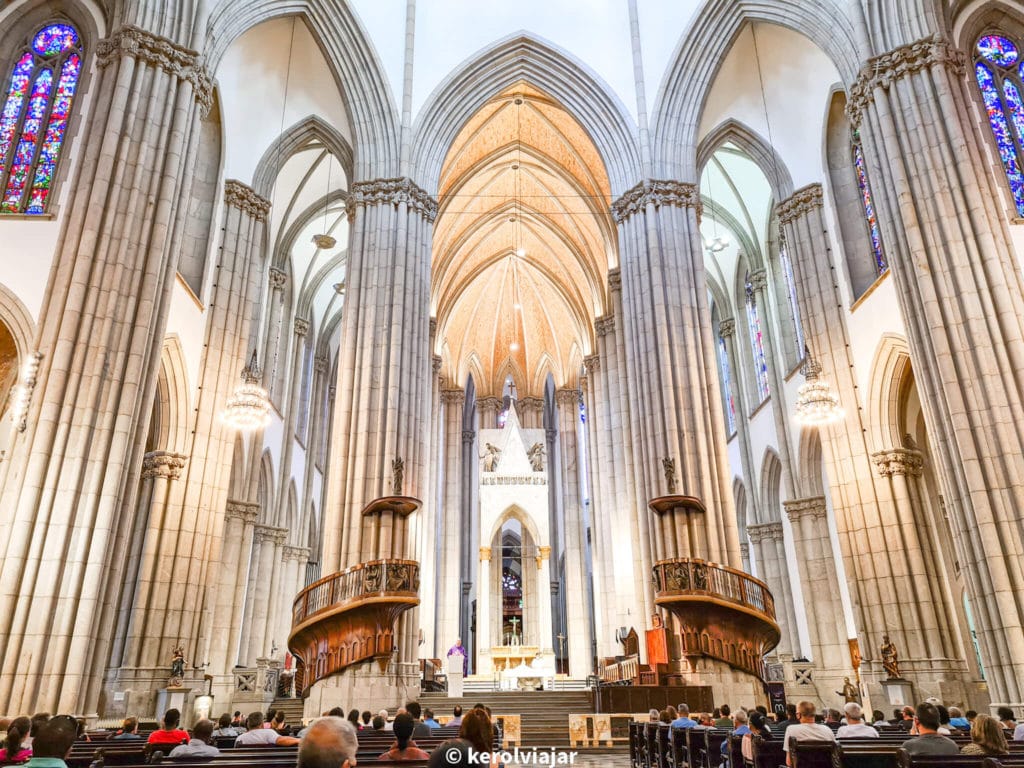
xmin=748 ymin=269 xmax=769 ymax=293
xmin=225 ymin=499 xmax=260 ymax=524
xmin=432 ymin=355 xmax=442 ymax=374
xmin=282 ymin=545 xmax=311 ymax=563
xmin=595 ymin=315 xmax=615 ymax=337
xmin=719 ymin=318 xmax=736 ymax=338
xmin=872 ymin=448 xmax=925 ymax=477
xmin=545 ymin=427 xmax=558 ymax=442
xmin=555 ymin=388 xmax=579 ymax=407
xmin=348 ymin=177 xmax=439 ymax=223
xmin=441 ymin=389 xmax=466 ymax=406
xmin=519 ymin=396 xmax=545 ymax=415
xmin=224 ymin=179 xmax=271 ymax=221
xmin=429 ymin=318 xmax=438 ymax=337
xmin=255 ymin=525 xmax=288 ymax=546
xmin=294 ymin=318 xmax=310 ymax=337
xmin=783 ymin=496 xmax=828 ymax=523
xmin=584 ymin=354 xmax=600 ymax=373
xmin=776 ymin=184 xmax=824 ymax=226
xmin=536 ymin=545 xmax=551 ymax=569
xmin=96 ymin=25 xmax=214 ymax=114
xmin=747 ymin=521 xmax=785 ymax=543
xmin=462 ymin=429 xmax=476 ymax=443
xmin=314 ymin=355 xmax=328 ymax=374
xmin=846 ymin=35 xmax=967 ymax=126
xmin=142 ymin=450 xmax=188 ymax=480
xmin=480 ymin=546 xmax=492 ymax=562
xmin=607 ymin=268 xmax=621 ymax=293
xmin=611 ymin=180 xmax=701 ymax=224
xmin=268 ymin=267 xmax=287 ymax=289
xmin=477 ymin=396 xmax=502 ymax=413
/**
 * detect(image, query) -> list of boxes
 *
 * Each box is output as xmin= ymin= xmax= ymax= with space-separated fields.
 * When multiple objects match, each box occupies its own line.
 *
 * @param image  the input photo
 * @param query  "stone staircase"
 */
xmin=417 ymin=690 xmax=595 ymax=747
xmin=270 ymin=696 xmax=306 ymax=726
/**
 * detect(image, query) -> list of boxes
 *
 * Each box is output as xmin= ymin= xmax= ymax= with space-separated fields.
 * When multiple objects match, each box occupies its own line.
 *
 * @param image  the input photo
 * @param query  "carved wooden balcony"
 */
xmin=652 ymin=558 xmax=780 ymax=680
xmin=288 ymin=558 xmax=419 ymax=695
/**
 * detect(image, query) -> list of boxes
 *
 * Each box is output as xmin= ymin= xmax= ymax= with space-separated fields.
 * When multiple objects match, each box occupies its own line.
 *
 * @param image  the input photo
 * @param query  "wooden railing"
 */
xmin=652 ymin=558 xmax=776 ymax=620
xmin=292 ymin=558 xmax=419 ymax=627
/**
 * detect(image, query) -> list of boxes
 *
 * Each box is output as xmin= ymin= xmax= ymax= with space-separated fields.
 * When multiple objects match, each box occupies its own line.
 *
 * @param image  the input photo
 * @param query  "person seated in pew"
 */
xmin=379 ymin=713 xmax=430 ymax=761
xmin=297 ymin=717 xmax=357 ymax=768
xmin=211 ymin=712 xmax=242 ymax=738
xmin=669 ymin=704 xmax=698 ymax=730
xmin=24 ymin=713 xmax=50 ymax=750
xmin=168 ymin=718 xmax=220 ymax=759
xmin=962 ymin=713 xmax=1009 ymax=757
xmin=900 ymin=701 xmax=959 ymax=757
xmin=112 ymin=716 xmax=142 ymax=740
xmin=646 ymin=709 xmax=659 ymax=723
xmin=406 ymin=702 xmax=431 ymax=740
xmin=449 ymin=706 xmax=464 ymax=729
xmin=714 ymin=705 xmax=733 ymax=729
xmin=837 ymin=703 xmax=878 ymax=738
xmin=872 ymin=710 xmax=888 ymax=728
xmin=459 ymin=710 xmax=496 ymax=763
xmin=362 ymin=711 xmax=373 ymax=729
xmin=778 ymin=704 xmax=800 ymax=732
xmin=720 ymin=709 xmax=750 ymax=765
xmin=428 ymin=739 xmax=473 ymax=767
xmin=998 ymin=706 xmax=1018 ymax=732
xmin=0 ymin=716 xmax=33 ymax=763
xmin=230 ymin=712 xmax=243 ymax=729
xmin=423 ymin=709 xmax=441 ymax=730
xmin=235 ymin=711 xmax=299 ymax=746
xmin=742 ymin=711 xmax=772 ymax=764
xmin=897 ymin=706 xmax=915 ymax=731
xmin=372 ymin=716 xmax=386 ymax=732
xmin=146 ymin=709 xmax=189 ymax=747
xmin=949 ymin=707 xmax=970 ymax=731
xmin=783 ymin=701 xmax=835 ymax=767
xmin=24 ymin=715 xmax=77 ymax=768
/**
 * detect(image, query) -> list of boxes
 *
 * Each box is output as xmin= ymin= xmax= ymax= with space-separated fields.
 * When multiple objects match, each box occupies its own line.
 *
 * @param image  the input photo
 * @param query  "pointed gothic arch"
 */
xmin=697 ymin=118 xmax=796 ymax=200
xmin=866 ymin=333 xmax=915 ymax=452
xmin=758 ymin=448 xmax=783 ymax=526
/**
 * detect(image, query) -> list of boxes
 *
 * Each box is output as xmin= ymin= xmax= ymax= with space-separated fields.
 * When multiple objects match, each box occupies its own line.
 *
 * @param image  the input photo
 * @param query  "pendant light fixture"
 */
xmin=312 ymin=151 xmax=336 ymax=249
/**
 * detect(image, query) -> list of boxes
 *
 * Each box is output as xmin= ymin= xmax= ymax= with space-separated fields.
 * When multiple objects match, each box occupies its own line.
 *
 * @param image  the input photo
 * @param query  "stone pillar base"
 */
xmin=671 ymin=657 xmax=767 ymax=710
xmin=304 ymin=660 xmax=419 ymax=719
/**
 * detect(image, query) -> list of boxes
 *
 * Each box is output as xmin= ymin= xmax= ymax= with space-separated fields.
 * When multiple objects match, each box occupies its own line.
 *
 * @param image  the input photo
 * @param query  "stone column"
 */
xmin=555 ymin=388 xmax=592 ymax=677
xmin=783 ymin=498 xmax=848 ymax=674
xmin=216 ymin=500 xmax=259 ymax=671
xmin=416 ymin=355 xmax=443 ymax=659
xmin=777 ymin=183 xmax=970 ymax=696
xmin=746 ymin=522 xmax=798 ymax=657
xmin=718 ymin=318 xmax=763 ymax=527
xmin=518 ymin=397 xmax=544 ymax=429
xmin=438 ymin=389 xmax=465 ymax=652
xmin=845 ymin=34 xmax=1024 ymax=704
xmin=477 ymin=397 xmax=501 ymax=430
xmin=0 ymin=22 xmax=212 ymax=714
xmin=276 ymin=545 xmax=311 ymax=658
xmin=477 ymin=546 xmax=492 ymax=673
xmin=536 ymin=546 xmax=554 ymax=654
xmin=263 ymin=268 xmax=289 ymax=403
xmin=247 ymin=525 xmax=288 ymax=664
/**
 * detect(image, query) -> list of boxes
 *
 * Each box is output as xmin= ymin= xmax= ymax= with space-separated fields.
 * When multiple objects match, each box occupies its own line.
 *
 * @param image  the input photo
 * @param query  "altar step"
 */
xmin=416 ymin=690 xmax=595 ymax=748
xmin=461 ymin=676 xmax=591 ymax=692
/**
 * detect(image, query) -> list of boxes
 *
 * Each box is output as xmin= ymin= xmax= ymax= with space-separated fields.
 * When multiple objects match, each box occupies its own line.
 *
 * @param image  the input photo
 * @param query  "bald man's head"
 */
xmin=298 ymin=717 xmax=358 ymax=768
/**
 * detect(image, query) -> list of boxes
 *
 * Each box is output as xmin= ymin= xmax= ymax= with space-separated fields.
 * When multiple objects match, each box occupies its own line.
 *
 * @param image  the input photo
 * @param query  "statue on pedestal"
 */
xmin=836 ymin=676 xmax=859 ymax=703
xmin=662 ymin=457 xmax=677 ymax=494
xmin=482 ymin=443 xmax=501 ymax=472
xmin=170 ymin=644 xmax=185 ymax=686
xmin=392 ymin=457 xmax=404 ymax=496
xmin=880 ymin=634 xmax=901 ymax=679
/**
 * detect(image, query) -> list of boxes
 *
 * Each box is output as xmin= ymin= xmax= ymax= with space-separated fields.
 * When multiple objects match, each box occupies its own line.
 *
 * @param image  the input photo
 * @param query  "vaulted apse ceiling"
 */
xmin=432 ymin=82 xmax=617 ymax=398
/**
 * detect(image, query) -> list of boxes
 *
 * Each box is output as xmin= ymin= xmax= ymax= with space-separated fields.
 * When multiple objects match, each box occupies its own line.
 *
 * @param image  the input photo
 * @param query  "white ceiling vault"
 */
xmin=432 ymin=83 xmax=617 ymax=398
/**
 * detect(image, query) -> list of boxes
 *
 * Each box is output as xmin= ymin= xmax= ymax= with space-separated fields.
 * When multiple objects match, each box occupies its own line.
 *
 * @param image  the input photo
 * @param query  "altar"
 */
xmin=490 ymin=645 xmax=540 ymax=671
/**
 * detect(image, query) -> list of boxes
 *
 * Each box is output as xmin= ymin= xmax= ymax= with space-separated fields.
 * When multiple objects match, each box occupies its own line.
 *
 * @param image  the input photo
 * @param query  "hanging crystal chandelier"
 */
xmin=794 ymin=346 xmax=843 ymax=425
xmin=222 ymin=350 xmax=272 ymax=430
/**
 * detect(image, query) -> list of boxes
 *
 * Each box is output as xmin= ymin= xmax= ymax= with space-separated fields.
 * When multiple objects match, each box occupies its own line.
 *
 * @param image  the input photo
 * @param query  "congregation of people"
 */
xmin=0 ymin=701 xmax=503 ymax=768
xmin=643 ymin=698 xmax=1019 ymax=766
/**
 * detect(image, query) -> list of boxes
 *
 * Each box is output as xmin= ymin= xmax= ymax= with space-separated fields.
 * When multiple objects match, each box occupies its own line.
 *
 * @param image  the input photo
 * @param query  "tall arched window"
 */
xmin=973 ymin=33 xmax=1024 ymax=217
xmin=852 ymin=136 xmax=888 ymax=275
xmin=0 ymin=23 xmax=83 ymax=214
xmin=717 ymin=334 xmax=736 ymax=435
xmin=778 ymin=240 xmax=805 ymax=354
xmin=745 ymin=273 xmax=770 ymax=403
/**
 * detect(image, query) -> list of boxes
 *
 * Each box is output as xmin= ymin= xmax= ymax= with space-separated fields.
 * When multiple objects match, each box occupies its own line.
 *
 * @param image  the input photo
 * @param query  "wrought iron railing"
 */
xmin=292 ymin=558 xmax=420 ymax=628
xmin=652 ymin=558 xmax=776 ymax=620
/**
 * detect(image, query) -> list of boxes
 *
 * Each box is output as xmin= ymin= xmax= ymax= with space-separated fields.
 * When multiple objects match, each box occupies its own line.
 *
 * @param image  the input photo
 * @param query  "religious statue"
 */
xmin=836 ymin=676 xmax=859 ymax=703
xmin=482 ymin=443 xmax=501 ymax=472
xmin=447 ymin=637 xmax=468 ymax=676
xmin=662 ymin=457 xmax=677 ymax=494
xmin=880 ymin=634 xmax=901 ymax=679
xmin=170 ymin=644 xmax=185 ymax=684
xmin=527 ymin=442 xmax=545 ymax=471
xmin=392 ymin=456 xmax=404 ymax=496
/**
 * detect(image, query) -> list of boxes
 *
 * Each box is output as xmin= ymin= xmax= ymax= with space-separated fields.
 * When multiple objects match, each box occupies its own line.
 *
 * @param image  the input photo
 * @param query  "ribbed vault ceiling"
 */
xmin=432 ymin=83 xmax=615 ymax=397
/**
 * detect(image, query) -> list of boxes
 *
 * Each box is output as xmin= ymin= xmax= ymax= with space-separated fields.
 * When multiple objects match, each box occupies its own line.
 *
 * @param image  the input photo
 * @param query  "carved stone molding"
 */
xmin=314 ymin=355 xmax=328 ymax=374
xmin=224 ymin=179 xmax=271 ymax=221
xmin=462 ymin=429 xmax=476 ymax=443
xmin=440 ymin=389 xmax=466 ymax=406
xmin=429 ymin=318 xmax=438 ymax=337
xmin=283 ymin=545 xmax=311 ymax=563
xmin=255 ymin=525 xmax=288 ymax=546
xmin=846 ymin=35 xmax=967 ymax=126
xmin=477 ymin=396 xmax=502 ymax=412
xmin=611 ymin=180 xmax=700 ymax=224
xmin=268 ymin=267 xmax=287 ymax=289
xmin=584 ymin=354 xmax=600 ymax=374
xmin=872 ymin=448 xmax=925 ymax=477
xmin=746 ymin=521 xmax=784 ymax=544
xmin=518 ymin=396 xmax=544 ymax=414
xmin=294 ymin=318 xmax=310 ymax=336
xmin=776 ymin=184 xmax=824 ymax=226
xmin=328 ymin=385 xmax=337 ymax=400
xmin=555 ymin=388 xmax=579 ymax=407
xmin=607 ymin=268 xmax=622 ymax=293
xmin=225 ymin=499 xmax=260 ymax=524
xmin=536 ymin=545 xmax=551 ymax=569
xmin=96 ymin=25 xmax=213 ymax=114
xmin=783 ymin=496 xmax=828 ymax=523
xmin=142 ymin=450 xmax=188 ymax=480
xmin=432 ymin=355 xmax=442 ymax=374
xmin=595 ymin=315 xmax=615 ymax=337
xmin=348 ymin=177 xmax=439 ymax=223
xmin=719 ymin=318 xmax=736 ymax=338
xmin=748 ymin=269 xmax=768 ymax=293
xmin=480 ymin=546 xmax=492 ymax=562
xmin=545 ymin=427 xmax=557 ymax=442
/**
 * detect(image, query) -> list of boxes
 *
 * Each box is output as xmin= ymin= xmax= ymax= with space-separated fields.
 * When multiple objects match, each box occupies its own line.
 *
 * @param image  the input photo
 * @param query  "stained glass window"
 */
xmin=0 ymin=23 xmax=82 ymax=215
xmin=779 ymin=241 xmax=805 ymax=352
xmin=717 ymin=335 xmax=736 ymax=435
xmin=852 ymin=138 xmax=888 ymax=275
xmin=974 ymin=32 xmax=1024 ymax=217
xmin=745 ymin=274 xmax=770 ymax=403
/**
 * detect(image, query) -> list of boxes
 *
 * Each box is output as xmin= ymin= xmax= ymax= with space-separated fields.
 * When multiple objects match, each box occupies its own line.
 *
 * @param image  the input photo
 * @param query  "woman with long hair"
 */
xmin=458 ymin=709 xmax=493 ymax=755
xmin=961 ymin=714 xmax=1009 ymax=756
xmin=0 ymin=717 xmax=32 ymax=763
xmin=379 ymin=713 xmax=429 ymax=761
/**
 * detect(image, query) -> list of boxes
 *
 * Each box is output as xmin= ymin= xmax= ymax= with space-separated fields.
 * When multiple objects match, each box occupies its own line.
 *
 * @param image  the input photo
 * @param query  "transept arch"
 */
xmin=758 ymin=448 xmax=783 ymax=526
xmin=696 ymin=118 xmax=795 ymax=200
xmin=865 ymin=333 xmax=914 ymax=452
xmin=797 ymin=427 xmax=826 ymax=498
xmin=152 ymin=335 xmax=191 ymax=456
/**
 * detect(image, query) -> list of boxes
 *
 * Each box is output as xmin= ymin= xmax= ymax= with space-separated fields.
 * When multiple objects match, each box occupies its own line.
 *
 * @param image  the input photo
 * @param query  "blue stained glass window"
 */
xmin=745 ymin=274 xmax=770 ymax=403
xmin=852 ymin=140 xmax=888 ymax=275
xmin=717 ymin=335 xmax=736 ymax=435
xmin=779 ymin=241 xmax=805 ymax=351
xmin=0 ymin=23 xmax=83 ymax=214
xmin=974 ymin=34 xmax=1024 ymax=217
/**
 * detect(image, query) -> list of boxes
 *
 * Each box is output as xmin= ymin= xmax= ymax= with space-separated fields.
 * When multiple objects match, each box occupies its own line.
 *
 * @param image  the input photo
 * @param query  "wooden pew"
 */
xmin=789 ymin=740 xmax=840 ymax=768
xmin=896 ymin=753 xmax=1024 ymax=768
xmin=750 ymin=734 xmax=786 ymax=768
